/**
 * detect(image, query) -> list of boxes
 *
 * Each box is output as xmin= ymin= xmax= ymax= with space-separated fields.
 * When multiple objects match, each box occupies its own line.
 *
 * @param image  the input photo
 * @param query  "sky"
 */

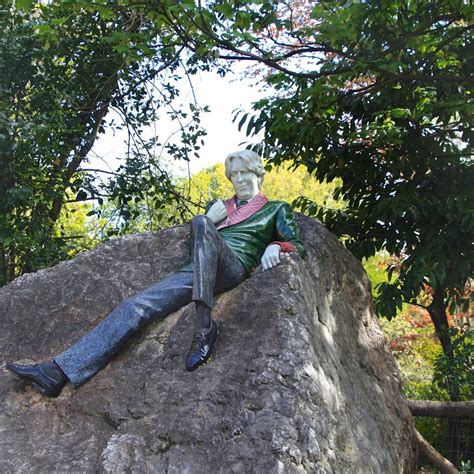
xmin=90 ymin=66 xmax=265 ymax=178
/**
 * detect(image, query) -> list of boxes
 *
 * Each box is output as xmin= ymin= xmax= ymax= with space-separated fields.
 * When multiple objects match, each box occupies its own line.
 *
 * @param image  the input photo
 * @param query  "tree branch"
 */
xmin=414 ymin=429 xmax=458 ymax=474
xmin=403 ymin=300 xmax=430 ymax=311
xmin=408 ymin=400 xmax=474 ymax=419
xmin=79 ymin=168 xmax=121 ymax=176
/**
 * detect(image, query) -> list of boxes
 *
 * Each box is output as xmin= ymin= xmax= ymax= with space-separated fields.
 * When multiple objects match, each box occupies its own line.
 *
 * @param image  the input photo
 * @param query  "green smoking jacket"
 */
xmin=182 ymin=200 xmax=306 ymax=275
xmin=218 ymin=201 xmax=306 ymax=274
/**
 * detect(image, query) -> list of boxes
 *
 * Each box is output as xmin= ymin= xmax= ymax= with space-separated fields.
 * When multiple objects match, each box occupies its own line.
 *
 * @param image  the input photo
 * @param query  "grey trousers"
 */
xmin=54 ymin=216 xmax=248 ymax=386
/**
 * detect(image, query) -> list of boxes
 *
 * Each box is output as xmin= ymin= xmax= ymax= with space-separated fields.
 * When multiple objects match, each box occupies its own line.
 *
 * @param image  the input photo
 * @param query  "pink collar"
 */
xmin=216 ymin=193 xmax=269 ymax=230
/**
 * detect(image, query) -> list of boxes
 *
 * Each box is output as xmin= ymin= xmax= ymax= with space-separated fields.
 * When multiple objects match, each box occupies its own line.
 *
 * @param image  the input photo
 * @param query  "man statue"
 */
xmin=7 ymin=150 xmax=306 ymax=397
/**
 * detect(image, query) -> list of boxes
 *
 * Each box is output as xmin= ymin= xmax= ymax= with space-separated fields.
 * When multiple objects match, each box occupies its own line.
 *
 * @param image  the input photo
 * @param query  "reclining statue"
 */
xmin=6 ymin=150 xmax=306 ymax=397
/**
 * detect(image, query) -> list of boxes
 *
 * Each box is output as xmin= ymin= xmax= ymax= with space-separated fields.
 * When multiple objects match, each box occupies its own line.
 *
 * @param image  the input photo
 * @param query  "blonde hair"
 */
xmin=224 ymin=150 xmax=265 ymax=187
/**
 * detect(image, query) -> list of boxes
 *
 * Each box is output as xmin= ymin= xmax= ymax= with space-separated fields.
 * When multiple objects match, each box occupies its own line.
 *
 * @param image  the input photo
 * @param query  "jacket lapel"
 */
xmin=216 ymin=193 xmax=269 ymax=230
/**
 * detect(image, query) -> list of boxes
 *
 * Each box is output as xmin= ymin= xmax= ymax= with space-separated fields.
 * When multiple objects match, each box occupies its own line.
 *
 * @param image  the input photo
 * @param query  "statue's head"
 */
xmin=224 ymin=150 xmax=265 ymax=200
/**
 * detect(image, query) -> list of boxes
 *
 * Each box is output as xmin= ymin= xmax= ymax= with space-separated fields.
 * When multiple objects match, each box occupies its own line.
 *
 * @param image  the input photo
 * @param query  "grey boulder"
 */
xmin=0 ymin=215 xmax=417 ymax=472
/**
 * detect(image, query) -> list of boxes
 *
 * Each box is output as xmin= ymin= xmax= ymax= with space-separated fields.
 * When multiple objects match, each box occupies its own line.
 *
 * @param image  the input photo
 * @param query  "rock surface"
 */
xmin=0 ymin=216 xmax=417 ymax=473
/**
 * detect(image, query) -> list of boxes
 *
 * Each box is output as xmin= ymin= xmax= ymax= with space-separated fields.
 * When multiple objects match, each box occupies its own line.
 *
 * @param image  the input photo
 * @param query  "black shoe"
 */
xmin=186 ymin=320 xmax=218 ymax=372
xmin=6 ymin=361 xmax=67 ymax=397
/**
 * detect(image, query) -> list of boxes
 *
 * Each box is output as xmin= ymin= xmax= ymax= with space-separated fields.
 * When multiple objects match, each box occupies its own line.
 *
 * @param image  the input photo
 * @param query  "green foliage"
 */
xmin=1 ymin=2 xmax=210 ymax=285
xmin=1 ymin=5 xmax=132 ymax=281
xmin=433 ymin=328 xmax=474 ymax=401
xmin=7 ymin=1 xmax=471 ymax=327
xmin=380 ymin=309 xmax=473 ymax=464
xmin=54 ymin=198 xmax=109 ymax=256
xmin=363 ymin=253 xmax=392 ymax=300
xmin=379 ymin=307 xmax=443 ymax=395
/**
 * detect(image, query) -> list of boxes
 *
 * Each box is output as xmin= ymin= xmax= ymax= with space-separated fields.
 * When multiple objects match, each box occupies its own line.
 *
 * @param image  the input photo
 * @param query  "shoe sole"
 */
xmin=186 ymin=353 xmax=213 ymax=372
xmin=32 ymin=382 xmax=60 ymax=397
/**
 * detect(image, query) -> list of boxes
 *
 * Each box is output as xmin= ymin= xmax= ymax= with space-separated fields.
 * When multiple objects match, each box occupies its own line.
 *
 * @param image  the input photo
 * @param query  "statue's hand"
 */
xmin=261 ymin=244 xmax=281 ymax=271
xmin=206 ymin=199 xmax=227 ymax=224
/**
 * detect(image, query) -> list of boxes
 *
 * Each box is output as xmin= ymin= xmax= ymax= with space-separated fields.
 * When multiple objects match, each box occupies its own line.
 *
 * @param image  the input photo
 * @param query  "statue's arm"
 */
xmin=271 ymin=204 xmax=306 ymax=258
xmin=261 ymin=204 xmax=306 ymax=271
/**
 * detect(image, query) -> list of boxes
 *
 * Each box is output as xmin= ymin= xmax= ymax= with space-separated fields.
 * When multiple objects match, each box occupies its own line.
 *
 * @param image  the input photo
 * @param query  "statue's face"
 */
xmin=229 ymin=157 xmax=260 ymax=200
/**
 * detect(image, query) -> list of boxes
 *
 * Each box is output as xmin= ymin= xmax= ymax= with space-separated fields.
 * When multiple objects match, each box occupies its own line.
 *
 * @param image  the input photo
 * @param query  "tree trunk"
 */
xmin=428 ymin=286 xmax=461 ymax=467
xmin=43 ymin=12 xmax=142 ymax=241
xmin=428 ymin=286 xmax=452 ymax=357
xmin=47 ymin=101 xmax=113 ymax=229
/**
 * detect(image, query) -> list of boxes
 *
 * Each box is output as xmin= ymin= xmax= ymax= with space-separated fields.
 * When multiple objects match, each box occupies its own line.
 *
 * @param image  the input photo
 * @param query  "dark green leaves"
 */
xmin=225 ymin=0 xmax=472 ymax=328
xmin=14 ymin=0 xmax=34 ymax=10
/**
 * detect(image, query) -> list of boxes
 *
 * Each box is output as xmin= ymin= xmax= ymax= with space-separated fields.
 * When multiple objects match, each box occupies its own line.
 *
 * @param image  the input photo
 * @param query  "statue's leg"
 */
xmin=54 ymin=270 xmax=193 ymax=386
xmin=55 ymin=216 xmax=246 ymax=384
xmin=189 ymin=215 xmax=247 ymax=332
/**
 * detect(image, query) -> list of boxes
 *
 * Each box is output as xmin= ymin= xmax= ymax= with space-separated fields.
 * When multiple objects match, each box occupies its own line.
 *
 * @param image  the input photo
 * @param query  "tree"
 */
xmin=9 ymin=0 xmax=471 ymax=344
xmin=0 ymin=2 xmax=208 ymax=285
xmin=8 ymin=0 xmax=474 ymax=340
xmin=7 ymin=0 xmax=470 ymax=368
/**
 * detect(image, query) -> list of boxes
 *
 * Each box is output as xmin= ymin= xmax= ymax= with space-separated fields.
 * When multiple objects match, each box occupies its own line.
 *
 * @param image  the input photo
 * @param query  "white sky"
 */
xmin=90 ymin=66 xmax=265 ymax=177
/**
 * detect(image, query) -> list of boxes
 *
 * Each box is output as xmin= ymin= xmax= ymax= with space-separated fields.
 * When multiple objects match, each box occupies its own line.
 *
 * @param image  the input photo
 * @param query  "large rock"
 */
xmin=0 ymin=216 xmax=417 ymax=473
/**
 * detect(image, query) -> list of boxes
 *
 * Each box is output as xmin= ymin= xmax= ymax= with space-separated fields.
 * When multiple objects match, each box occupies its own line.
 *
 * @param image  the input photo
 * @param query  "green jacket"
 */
xmin=181 ymin=200 xmax=305 ymax=275
xmin=217 ymin=201 xmax=306 ymax=273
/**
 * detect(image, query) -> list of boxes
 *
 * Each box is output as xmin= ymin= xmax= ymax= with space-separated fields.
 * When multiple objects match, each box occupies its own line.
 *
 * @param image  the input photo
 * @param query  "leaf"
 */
xmin=246 ymin=116 xmax=256 ymax=136
xmin=36 ymin=24 xmax=52 ymax=35
xmin=50 ymin=17 xmax=67 ymax=25
xmin=15 ymin=0 xmax=34 ymax=9
xmin=387 ymin=264 xmax=397 ymax=282
xmin=237 ymin=113 xmax=248 ymax=132
xmin=76 ymin=190 xmax=88 ymax=201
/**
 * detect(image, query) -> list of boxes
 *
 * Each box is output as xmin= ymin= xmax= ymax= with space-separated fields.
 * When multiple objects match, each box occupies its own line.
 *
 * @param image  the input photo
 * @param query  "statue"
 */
xmin=6 ymin=150 xmax=306 ymax=397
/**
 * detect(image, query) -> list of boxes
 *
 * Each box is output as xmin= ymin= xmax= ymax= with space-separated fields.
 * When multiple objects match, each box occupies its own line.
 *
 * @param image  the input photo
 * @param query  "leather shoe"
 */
xmin=186 ymin=320 xmax=218 ymax=372
xmin=6 ymin=361 xmax=67 ymax=397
